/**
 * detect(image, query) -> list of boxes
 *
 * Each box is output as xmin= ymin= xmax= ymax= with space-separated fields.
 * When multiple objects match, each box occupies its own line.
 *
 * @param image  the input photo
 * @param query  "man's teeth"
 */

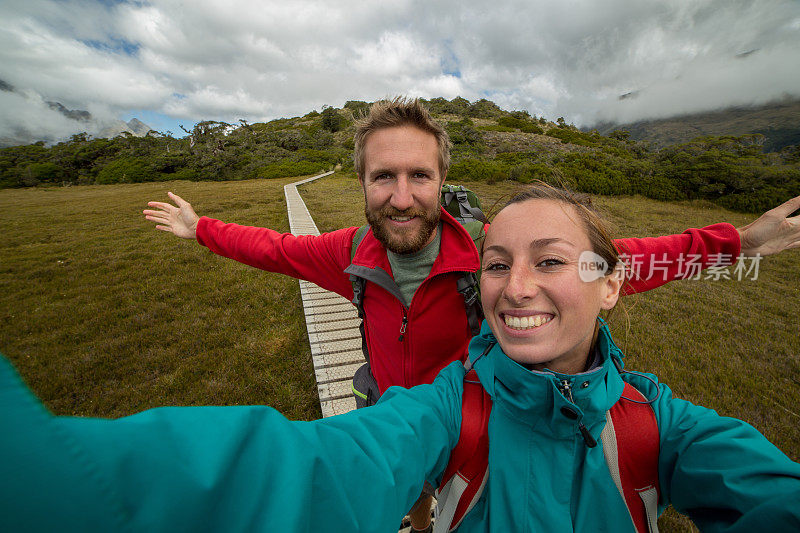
xmin=391 ymin=216 xmax=413 ymax=222
xmin=504 ymin=315 xmax=552 ymax=330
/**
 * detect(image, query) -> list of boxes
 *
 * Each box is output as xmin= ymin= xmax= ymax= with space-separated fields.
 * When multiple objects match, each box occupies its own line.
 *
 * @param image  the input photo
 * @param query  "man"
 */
xmin=144 ymin=97 xmax=800 ymax=532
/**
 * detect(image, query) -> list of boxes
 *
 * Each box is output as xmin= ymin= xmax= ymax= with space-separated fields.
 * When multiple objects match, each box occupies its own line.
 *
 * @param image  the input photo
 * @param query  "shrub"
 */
xmin=509 ymin=162 xmax=554 ymax=183
xmin=96 ymin=157 xmax=151 ymax=184
xmin=479 ymin=125 xmax=515 ymax=133
xmin=169 ymin=168 xmax=200 ymax=181
xmin=520 ymin=123 xmax=544 ymax=134
xmin=447 ymin=118 xmax=484 ymax=147
xmin=554 ymin=153 xmax=631 ymax=196
xmin=23 ymin=162 xmax=64 ymax=185
xmin=497 ymin=116 xmax=526 ymax=130
xmin=495 ymin=152 xmax=542 ymax=165
xmin=609 ymin=130 xmax=631 ymax=142
xmin=545 ymin=128 xmax=596 ymax=147
xmin=630 ymin=173 xmax=685 ymax=201
xmin=449 ymin=158 xmax=508 ymax=183
xmin=255 ymin=159 xmax=327 ymax=180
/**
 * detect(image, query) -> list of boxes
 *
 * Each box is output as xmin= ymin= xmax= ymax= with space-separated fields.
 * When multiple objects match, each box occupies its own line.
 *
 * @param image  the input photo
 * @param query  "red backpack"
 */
xmin=434 ymin=368 xmax=661 ymax=533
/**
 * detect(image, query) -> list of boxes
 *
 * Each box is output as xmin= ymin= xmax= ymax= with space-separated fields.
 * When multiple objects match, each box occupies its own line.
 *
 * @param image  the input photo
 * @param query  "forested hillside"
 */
xmin=594 ymin=98 xmax=800 ymax=152
xmin=2 ymin=97 xmax=799 ymax=213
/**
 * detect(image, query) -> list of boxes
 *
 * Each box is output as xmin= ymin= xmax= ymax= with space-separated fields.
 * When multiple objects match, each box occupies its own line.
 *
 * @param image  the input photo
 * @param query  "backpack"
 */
xmin=347 ymin=184 xmax=487 ymax=408
xmin=440 ymin=184 xmax=488 ymax=226
xmin=435 ymin=362 xmax=661 ymax=533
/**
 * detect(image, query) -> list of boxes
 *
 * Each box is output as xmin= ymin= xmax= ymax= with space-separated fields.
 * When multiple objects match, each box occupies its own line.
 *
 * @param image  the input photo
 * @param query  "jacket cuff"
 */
xmin=195 ymin=216 xmax=214 ymax=248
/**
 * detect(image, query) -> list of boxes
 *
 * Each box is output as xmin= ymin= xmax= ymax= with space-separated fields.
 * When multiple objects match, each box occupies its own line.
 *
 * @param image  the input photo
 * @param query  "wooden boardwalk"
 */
xmin=285 ymin=172 xmax=433 ymax=532
xmin=284 ymin=172 xmax=364 ymax=418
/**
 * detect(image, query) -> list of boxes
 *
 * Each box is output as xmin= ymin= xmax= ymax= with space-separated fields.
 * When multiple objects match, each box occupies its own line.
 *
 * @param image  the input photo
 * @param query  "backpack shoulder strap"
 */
xmin=350 ymin=225 xmax=370 ymax=263
xmin=462 ymin=220 xmax=486 ymax=251
xmin=601 ymin=382 xmax=661 ymax=533
xmin=349 ymin=225 xmax=371 ymax=310
xmin=434 ymin=368 xmax=492 ymax=533
xmin=456 ymin=272 xmax=482 ymax=336
xmin=456 ymin=221 xmax=486 ymax=336
xmin=348 ymin=225 xmax=371 ymax=363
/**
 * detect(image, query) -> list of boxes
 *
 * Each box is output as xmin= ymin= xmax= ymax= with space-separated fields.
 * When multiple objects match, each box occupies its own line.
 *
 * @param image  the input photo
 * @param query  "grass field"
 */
xmin=1 ymin=172 xmax=798 ymax=531
xmin=0 ymin=177 xmax=321 ymax=419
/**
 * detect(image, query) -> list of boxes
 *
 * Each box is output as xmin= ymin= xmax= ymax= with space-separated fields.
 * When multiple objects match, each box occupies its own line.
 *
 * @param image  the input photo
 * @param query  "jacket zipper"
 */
xmin=398 ymin=310 xmax=408 ymax=342
xmin=558 ymin=379 xmax=597 ymax=448
xmin=399 ymin=270 xmax=471 ymax=387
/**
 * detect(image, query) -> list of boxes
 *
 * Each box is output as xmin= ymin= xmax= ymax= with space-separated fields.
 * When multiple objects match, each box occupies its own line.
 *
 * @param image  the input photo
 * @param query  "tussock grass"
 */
xmin=1 ymin=178 xmax=319 ymax=420
xmin=2 ymin=173 xmax=798 ymax=531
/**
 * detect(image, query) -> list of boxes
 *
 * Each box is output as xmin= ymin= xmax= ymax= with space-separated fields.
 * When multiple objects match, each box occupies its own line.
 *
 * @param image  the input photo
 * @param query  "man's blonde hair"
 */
xmin=353 ymin=97 xmax=451 ymax=177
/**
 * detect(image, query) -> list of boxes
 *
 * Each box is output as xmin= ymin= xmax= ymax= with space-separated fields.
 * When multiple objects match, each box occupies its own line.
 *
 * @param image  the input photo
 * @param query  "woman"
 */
xmin=429 ymin=186 xmax=800 ymax=531
xmin=2 ymin=185 xmax=799 ymax=531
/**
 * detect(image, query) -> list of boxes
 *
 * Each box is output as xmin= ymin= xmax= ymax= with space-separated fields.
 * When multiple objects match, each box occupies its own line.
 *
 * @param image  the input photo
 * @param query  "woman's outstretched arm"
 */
xmin=0 ymin=355 xmax=464 ymax=532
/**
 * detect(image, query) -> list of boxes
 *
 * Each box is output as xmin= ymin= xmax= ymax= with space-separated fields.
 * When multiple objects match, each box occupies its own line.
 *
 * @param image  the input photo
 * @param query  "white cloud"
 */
xmin=351 ymin=31 xmax=439 ymax=77
xmin=0 ymin=90 xmax=83 ymax=145
xmin=1 ymin=0 xmax=799 ymax=144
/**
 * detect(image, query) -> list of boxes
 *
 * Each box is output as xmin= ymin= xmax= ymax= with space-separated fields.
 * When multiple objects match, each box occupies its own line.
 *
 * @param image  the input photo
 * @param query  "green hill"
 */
xmin=2 ymin=97 xmax=799 ymax=214
xmin=593 ymin=97 xmax=800 ymax=152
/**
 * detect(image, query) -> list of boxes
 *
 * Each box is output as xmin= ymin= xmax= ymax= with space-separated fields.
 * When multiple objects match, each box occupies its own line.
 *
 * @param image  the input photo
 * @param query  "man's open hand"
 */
xmin=738 ymin=194 xmax=800 ymax=257
xmin=143 ymin=192 xmax=200 ymax=240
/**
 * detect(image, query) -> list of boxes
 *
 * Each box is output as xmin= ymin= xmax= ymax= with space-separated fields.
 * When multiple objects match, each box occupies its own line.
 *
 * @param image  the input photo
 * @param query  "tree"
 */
xmin=609 ymin=130 xmax=630 ymax=142
xmin=321 ymin=107 xmax=347 ymax=132
xmin=23 ymin=162 xmax=63 ymax=186
xmin=96 ymin=157 xmax=151 ymax=184
xmin=343 ymin=101 xmax=370 ymax=118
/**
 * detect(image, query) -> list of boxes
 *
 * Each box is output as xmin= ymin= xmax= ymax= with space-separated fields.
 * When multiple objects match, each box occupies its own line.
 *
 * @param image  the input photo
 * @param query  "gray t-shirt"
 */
xmin=387 ymin=223 xmax=443 ymax=307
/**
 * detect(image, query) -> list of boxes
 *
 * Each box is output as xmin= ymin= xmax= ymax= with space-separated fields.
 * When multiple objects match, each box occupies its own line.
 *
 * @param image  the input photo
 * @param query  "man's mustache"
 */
xmin=374 ymin=207 xmax=430 ymax=219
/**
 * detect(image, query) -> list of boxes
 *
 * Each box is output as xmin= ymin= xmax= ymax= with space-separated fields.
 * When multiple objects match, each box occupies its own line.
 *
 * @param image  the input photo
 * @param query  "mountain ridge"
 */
xmin=591 ymin=97 xmax=800 ymax=152
xmin=0 ymin=78 xmax=152 ymax=147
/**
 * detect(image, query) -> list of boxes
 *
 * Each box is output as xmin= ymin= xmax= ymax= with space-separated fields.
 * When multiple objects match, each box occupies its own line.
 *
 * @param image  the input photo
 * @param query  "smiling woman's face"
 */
xmin=480 ymin=198 xmax=622 ymax=374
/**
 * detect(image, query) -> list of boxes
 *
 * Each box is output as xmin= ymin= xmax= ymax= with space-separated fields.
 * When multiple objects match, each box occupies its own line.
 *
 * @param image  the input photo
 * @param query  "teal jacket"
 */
xmin=2 ymin=323 xmax=799 ymax=531
xmin=458 ymin=323 xmax=800 ymax=531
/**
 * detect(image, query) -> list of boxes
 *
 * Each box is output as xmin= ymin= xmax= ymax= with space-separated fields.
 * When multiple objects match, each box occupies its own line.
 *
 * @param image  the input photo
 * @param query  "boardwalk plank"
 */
xmin=284 ymin=172 xmax=363 ymax=419
xmin=286 ymin=173 xmax=430 ymax=530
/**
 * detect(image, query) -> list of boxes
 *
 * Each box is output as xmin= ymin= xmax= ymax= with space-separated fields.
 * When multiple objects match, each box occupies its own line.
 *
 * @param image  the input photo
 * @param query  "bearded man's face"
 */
xmin=360 ymin=125 xmax=444 ymax=254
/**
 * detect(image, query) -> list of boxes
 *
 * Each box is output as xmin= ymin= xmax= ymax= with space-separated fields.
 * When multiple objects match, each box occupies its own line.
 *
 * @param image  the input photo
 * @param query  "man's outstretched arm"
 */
xmin=613 ymin=193 xmax=800 ymax=294
xmin=142 ymin=192 xmax=356 ymax=297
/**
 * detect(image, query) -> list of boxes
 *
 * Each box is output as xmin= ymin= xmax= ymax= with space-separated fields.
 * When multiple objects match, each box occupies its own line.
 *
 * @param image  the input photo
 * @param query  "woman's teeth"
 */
xmin=504 ymin=314 xmax=552 ymax=330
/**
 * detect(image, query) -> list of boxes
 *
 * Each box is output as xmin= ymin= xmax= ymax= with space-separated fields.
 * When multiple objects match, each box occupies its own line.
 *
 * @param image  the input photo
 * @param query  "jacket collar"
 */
xmin=350 ymin=207 xmax=481 ymax=276
xmin=469 ymin=320 xmax=626 ymax=439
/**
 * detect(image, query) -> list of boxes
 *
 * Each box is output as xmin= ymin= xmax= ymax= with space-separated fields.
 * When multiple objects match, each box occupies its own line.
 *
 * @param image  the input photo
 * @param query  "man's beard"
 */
xmin=365 ymin=204 xmax=440 ymax=254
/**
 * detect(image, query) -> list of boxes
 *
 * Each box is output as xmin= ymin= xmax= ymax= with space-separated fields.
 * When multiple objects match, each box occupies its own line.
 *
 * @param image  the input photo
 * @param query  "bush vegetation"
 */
xmin=2 ymin=97 xmax=798 ymax=214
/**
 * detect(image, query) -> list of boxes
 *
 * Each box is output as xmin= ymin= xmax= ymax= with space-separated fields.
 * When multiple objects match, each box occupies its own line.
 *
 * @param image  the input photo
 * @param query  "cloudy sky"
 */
xmin=2 ymin=0 xmax=800 ymax=144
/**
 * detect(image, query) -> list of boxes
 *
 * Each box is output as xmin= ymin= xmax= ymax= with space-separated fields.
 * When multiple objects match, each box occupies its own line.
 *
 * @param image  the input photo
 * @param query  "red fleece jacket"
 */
xmin=196 ymin=208 xmax=741 ymax=392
